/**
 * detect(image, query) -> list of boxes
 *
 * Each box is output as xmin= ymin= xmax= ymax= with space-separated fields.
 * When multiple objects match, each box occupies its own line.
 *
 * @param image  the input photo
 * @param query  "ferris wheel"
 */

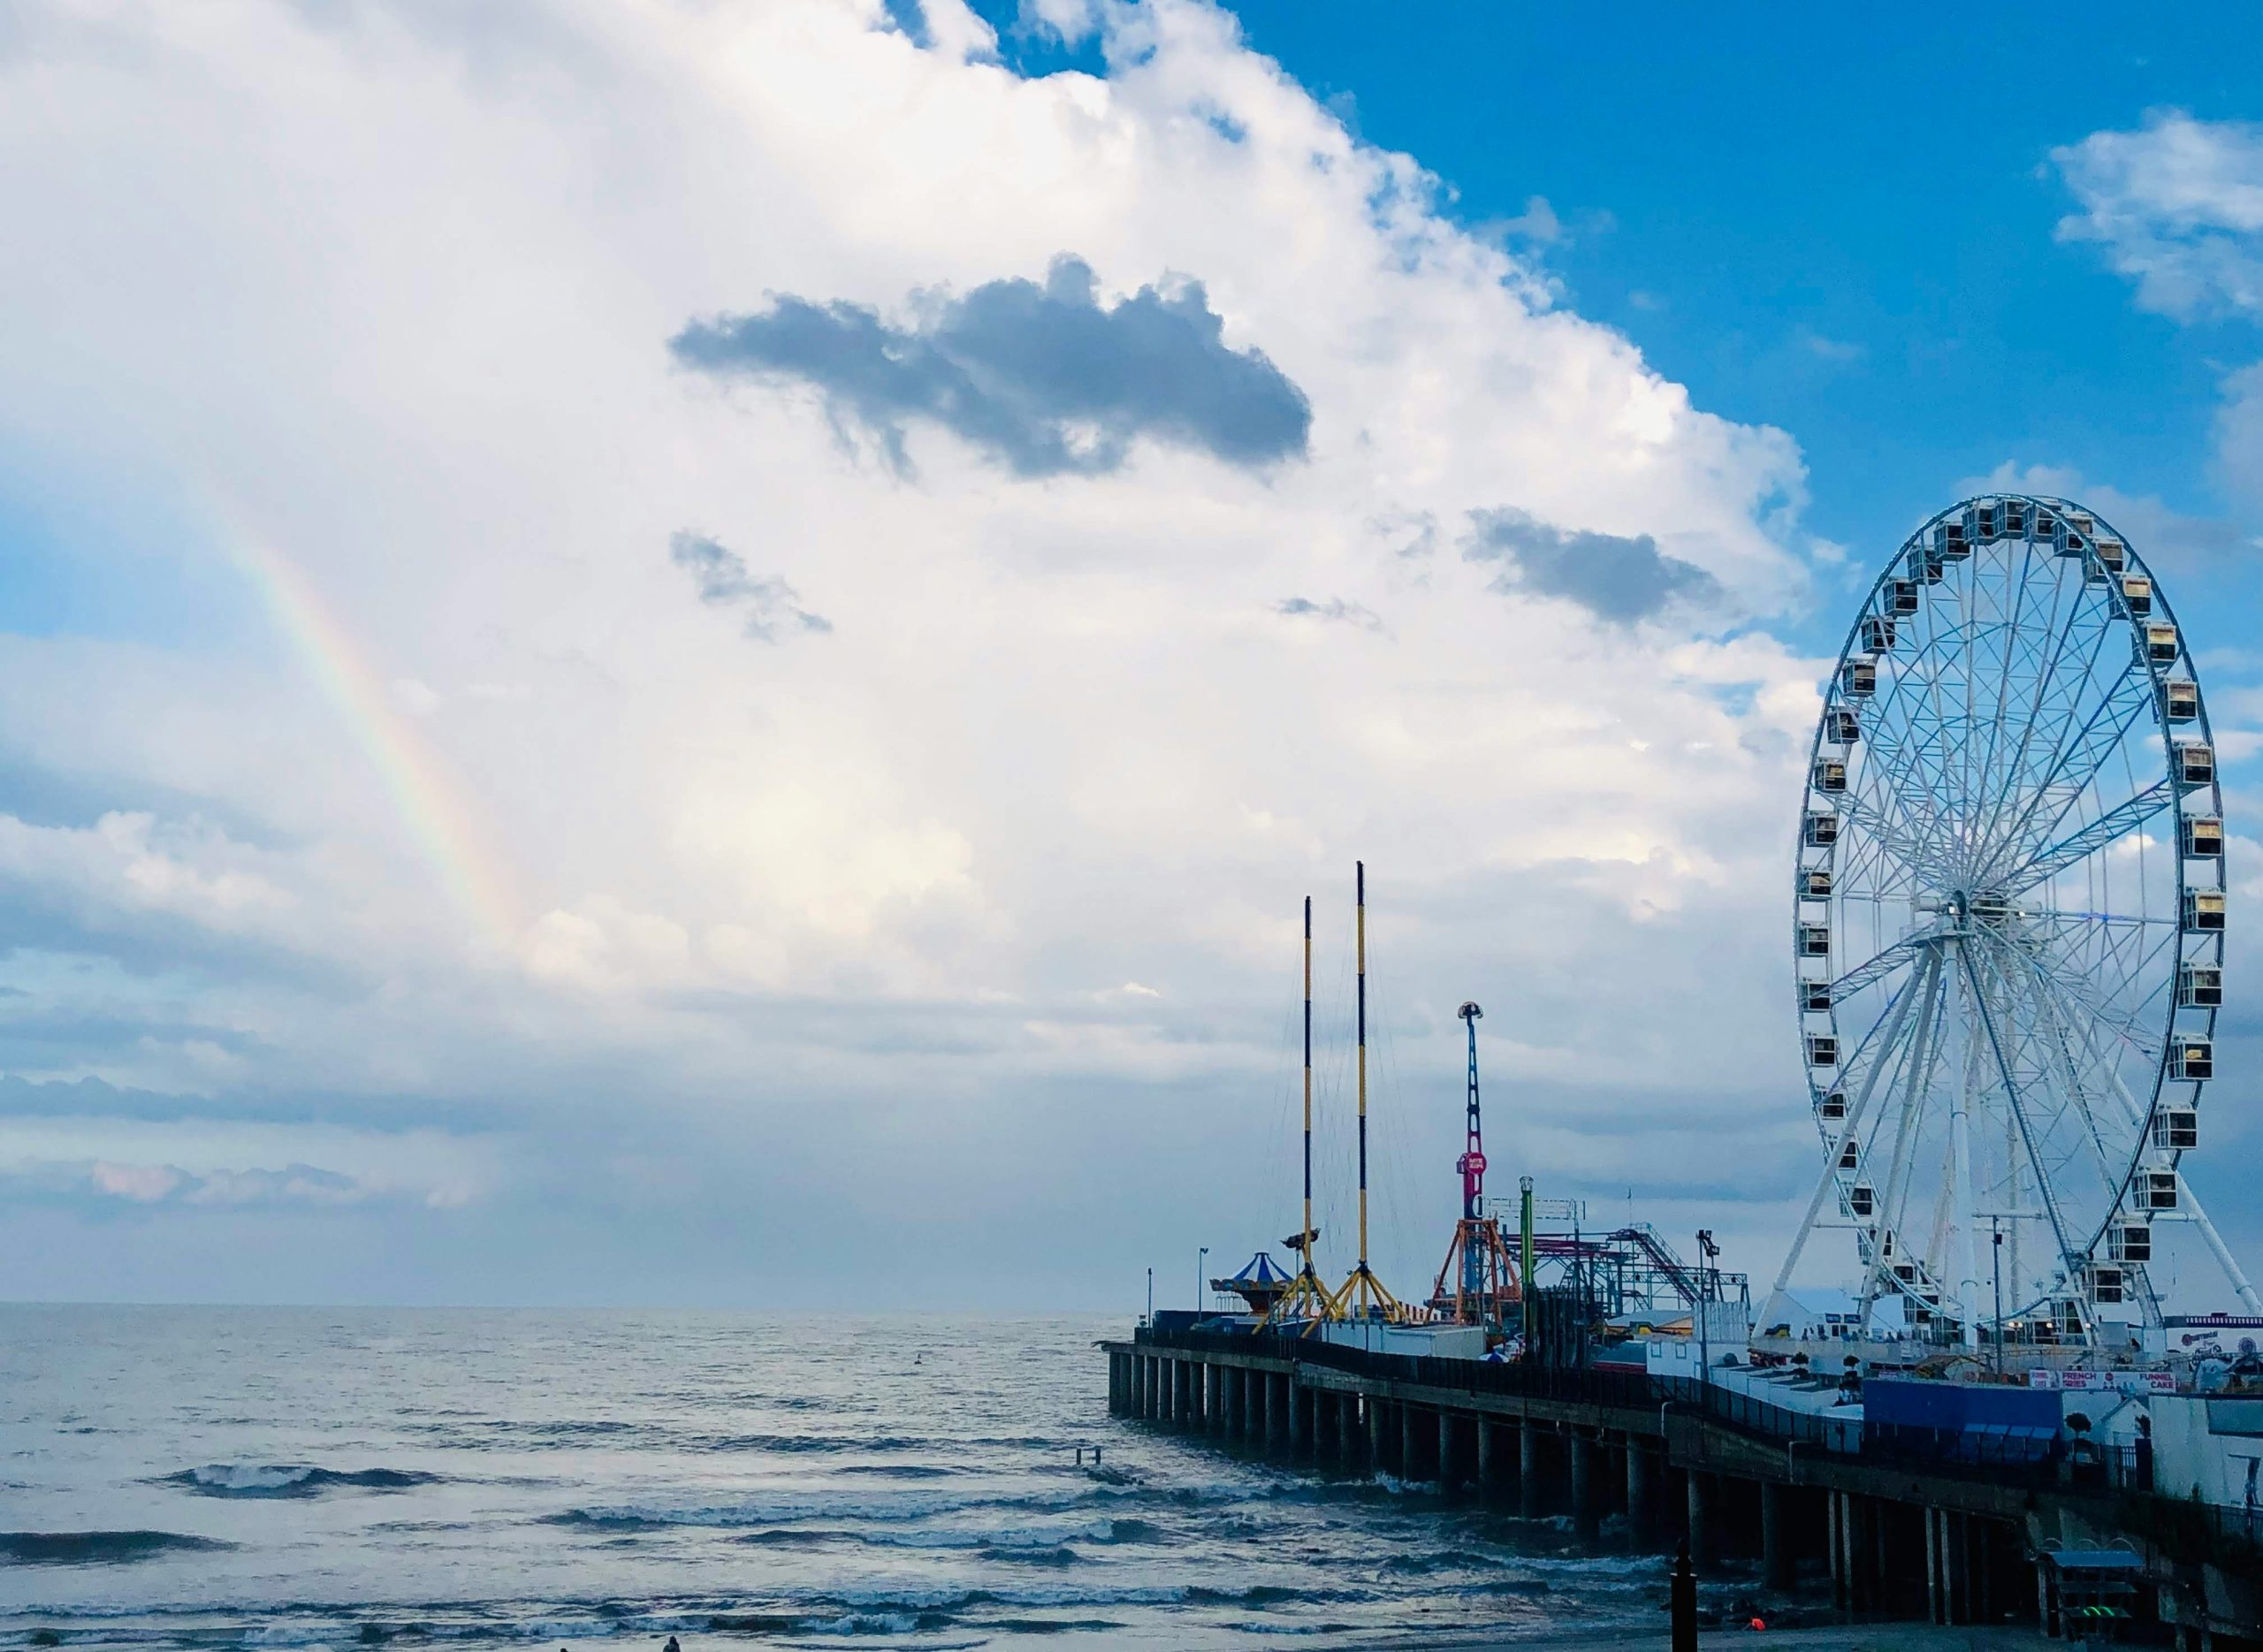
xmin=1772 ymin=493 xmax=2259 ymax=1348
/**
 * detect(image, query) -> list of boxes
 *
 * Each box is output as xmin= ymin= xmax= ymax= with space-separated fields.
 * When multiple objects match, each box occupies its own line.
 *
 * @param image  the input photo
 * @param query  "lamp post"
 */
xmin=1197 ymin=1246 xmax=1209 ymax=1313
xmin=1991 ymin=1222 xmax=2005 ymax=1375
xmin=1145 ymin=1268 xmax=1153 ymax=1326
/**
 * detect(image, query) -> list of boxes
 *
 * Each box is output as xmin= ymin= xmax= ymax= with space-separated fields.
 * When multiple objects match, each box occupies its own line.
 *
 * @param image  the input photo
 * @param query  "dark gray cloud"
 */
xmin=1275 ymin=596 xmax=1383 ymax=632
xmin=668 ymin=255 xmax=1312 ymax=478
xmin=668 ymin=532 xmax=831 ymax=643
xmin=1463 ymin=506 xmax=1719 ymax=624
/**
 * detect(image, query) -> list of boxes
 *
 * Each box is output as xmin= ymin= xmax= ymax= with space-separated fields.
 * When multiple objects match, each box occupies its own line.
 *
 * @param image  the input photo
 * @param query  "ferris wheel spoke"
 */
xmin=1993 ymin=923 xmax=2170 ymax=1062
xmin=1955 ymin=943 xmax=2084 ymax=1280
xmin=1975 ymin=659 xmax=2157 ymax=882
xmin=1975 ymin=541 xmax=2052 ymax=839
xmin=2000 ymin=779 xmax=2175 ymax=896
xmin=1973 ymin=560 xmax=2088 ymax=858
xmin=1971 ymin=932 xmax=2138 ymax=1224
xmin=1829 ymin=933 xmax=1936 ymax=1001
xmin=1840 ymin=794 xmax=1956 ymax=887
xmin=1969 ymin=580 xmax=2113 ymax=863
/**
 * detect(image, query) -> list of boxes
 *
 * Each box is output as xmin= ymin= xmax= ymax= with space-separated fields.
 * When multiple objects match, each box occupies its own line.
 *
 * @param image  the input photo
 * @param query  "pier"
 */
xmin=1102 ymin=1328 xmax=2263 ymax=1645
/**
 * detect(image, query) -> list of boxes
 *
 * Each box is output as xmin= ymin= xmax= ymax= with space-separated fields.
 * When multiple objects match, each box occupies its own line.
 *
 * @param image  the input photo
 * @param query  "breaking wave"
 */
xmin=0 ymin=1530 xmax=236 ymax=1566
xmin=162 ymin=1465 xmax=441 ymax=1497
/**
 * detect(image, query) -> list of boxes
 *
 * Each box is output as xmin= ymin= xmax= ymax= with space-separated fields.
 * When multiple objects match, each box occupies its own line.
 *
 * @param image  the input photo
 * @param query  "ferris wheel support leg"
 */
xmin=1858 ymin=955 xmax=1941 ymax=1332
xmin=1948 ymin=960 xmax=1985 ymax=1351
xmin=1959 ymin=945 xmax=2084 ymax=1331
xmin=2180 ymin=1176 xmax=2263 ymax=1316
xmin=1949 ymin=1074 xmax=1982 ymax=1351
xmin=1770 ymin=966 xmax=1927 ymax=1305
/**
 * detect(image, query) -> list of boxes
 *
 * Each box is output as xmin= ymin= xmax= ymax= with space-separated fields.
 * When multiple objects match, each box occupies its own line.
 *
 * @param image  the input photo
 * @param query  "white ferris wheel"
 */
xmin=1772 ymin=493 xmax=2259 ymax=1348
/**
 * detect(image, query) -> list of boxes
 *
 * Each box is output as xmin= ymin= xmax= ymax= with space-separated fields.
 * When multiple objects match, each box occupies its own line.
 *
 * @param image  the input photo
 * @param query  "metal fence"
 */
xmin=1653 ymin=1374 xmax=1863 ymax=1453
xmin=1131 ymin=1325 xmax=1658 ymax=1410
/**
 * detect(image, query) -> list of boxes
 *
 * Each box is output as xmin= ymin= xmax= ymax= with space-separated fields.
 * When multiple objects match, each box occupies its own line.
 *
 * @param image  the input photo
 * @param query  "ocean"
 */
xmin=2 ymin=1306 xmax=1707 ymax=1650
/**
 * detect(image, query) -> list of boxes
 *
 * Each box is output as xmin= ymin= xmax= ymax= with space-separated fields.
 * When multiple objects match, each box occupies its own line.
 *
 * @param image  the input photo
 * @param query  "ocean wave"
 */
xmin=975 ymin=1545 xmax=1081 ymax=1566
xmin=733 ymin=1514 xmax=1161 ymax=1554
xmin=554 ymin=1486 xmax=1084 ymax=1528
xmin=685 ymin=1433 xmax=936 ymax=1454
xmin=1378 ymin=1547 xmax=1515 ymax=1575
xmin=980 ymin=1620 xmax=1126 ymax=1637
xmin=163 ymin=1465 xmax=440 ymax=1498
xmin=553 ymin=1475 xmax=1299 ymax=1532
xmin=0 ymin=1530 xmax=236 ymax=1566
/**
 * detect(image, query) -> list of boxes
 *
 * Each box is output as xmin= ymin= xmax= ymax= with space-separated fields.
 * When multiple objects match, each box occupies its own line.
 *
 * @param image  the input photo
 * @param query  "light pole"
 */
xmin=1991 ymin=1222 xmax=2005 ymax=1375
xmin=1197 ymin=1247 xmax=1209 ymax=1313
xmin=1695 ymin=1229 xmax=1719 ymax=1383
xmin=1145 ymin=1268 xmax=1153 ymax=1325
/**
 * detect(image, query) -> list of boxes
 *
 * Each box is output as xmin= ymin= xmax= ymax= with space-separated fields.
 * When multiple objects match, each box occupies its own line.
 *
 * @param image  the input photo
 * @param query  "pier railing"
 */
xmin=1126 ymin=1325 xmax=2098 ymax=1474
xmin=1132 ymin=1325 xmax=1658 ymax=1410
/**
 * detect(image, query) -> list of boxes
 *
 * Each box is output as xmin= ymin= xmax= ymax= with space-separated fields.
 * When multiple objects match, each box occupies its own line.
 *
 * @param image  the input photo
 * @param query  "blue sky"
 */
xmin=2 ymin=0 xmax=2261 ymax=1312
xmin=1165 ymin=4 xmax=2263 ymax=593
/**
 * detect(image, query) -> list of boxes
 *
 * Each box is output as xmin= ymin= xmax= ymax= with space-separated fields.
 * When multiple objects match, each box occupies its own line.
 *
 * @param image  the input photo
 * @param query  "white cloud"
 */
xmin=0 ymin=0 xmax=1836 ymax=1303
xmin=2053 ymin=112 xmax=2263 ymax=507
xmin=1961 ymin=461 xmax=2248 ymax=575
xmin=2053 ymin=110 xmax=2263 ymax=321
xmin=2218 ymin=361 xmax=2263 ymax=509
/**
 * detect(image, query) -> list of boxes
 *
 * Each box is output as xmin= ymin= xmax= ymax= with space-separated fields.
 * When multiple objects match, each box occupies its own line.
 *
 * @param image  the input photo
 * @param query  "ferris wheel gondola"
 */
xmin=1770 ymin=494 xmax=2260 ymax=1347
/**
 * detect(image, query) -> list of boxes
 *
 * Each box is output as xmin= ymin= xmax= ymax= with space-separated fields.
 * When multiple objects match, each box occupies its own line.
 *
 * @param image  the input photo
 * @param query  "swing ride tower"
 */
xmin=1429 ymin=1000 xmax=1521 ymax=1328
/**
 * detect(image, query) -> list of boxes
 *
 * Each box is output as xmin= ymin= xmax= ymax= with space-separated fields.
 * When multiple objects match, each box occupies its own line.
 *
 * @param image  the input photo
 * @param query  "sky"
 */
xmin=2 ymin=0 xmax=2262 ymax=1310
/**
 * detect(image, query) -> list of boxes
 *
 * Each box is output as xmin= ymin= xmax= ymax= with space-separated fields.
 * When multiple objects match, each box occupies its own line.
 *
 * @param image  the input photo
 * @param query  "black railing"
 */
xmin=1653 ymin=1374 xmax=1863 ymax=1453
xmin=1132 ymin=1325 xmax=1658 ymax=1410
xmin=2114 ymin=1488 xmax=2263 ymax=1566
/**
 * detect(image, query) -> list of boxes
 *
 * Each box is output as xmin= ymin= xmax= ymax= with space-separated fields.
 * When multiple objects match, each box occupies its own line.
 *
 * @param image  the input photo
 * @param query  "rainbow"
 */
xmin=230 ymin=541 xmax=522 ymax=949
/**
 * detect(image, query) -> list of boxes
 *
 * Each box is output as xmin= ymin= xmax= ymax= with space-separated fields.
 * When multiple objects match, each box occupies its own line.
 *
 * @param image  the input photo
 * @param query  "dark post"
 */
xmin=1670 ymin=1542 xmax=1698 ymax=1652
xmin=1992 ymin=1222 xmax=2006 ymax=1375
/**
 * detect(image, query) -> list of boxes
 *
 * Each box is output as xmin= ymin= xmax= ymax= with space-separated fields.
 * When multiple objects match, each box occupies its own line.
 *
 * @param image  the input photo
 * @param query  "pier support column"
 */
xmin=1399 ymin=1405 xmax=1421 ymax=1482
xmin=1685 ymin=1470 xmax=1715 ymax=1572
xmin=1366 ymin=1397 xmax=1384 ymax=1472
xmin=1760 ymin=1481 xmax=1793 ymax=1591
xmin=1476 ymin=1418 xmax=1497 ymax=1498
xmin=1625 ymin=1442 xmax=1655 ymax=1542
xmin=1242 ymin=1367 xmax=1259 ymax=1439
xmin=1518 ymin=1419 xmax=1542 ymax=1518
xmin=1437 ymin=1411 xmax=1459 ymax=1492
xmin=1200 ymin=1363 xmax=1218 ymax=1435
xmin=1828 ymin=1491 xmax=1848 ymax=1609
xmin=1285 ymin=1377 xmax=1304 ymax=1455
xmin=1569 ymin=1432 xmax=1597 ymax=1541
xmin=1270 ymin=1373 xmax=1290 ymax=1450
xmin=1926 ymin=1507 xmax=1944 ymax=1624
xmin=1340 ymin=1393 xmax=1360 ymax=1468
